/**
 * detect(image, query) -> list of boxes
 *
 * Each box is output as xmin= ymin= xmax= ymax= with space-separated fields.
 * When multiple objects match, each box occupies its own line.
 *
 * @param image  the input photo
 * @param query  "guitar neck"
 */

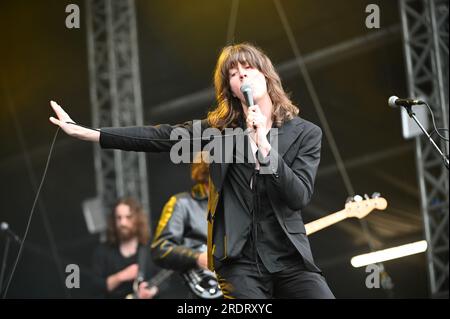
xmin=305 ymin=210 xmax=347 ymax=235
xmin=148 ymin=269 xmax=173 ymax=287
xmin=126 ymin=269 xmax=174 ymax=299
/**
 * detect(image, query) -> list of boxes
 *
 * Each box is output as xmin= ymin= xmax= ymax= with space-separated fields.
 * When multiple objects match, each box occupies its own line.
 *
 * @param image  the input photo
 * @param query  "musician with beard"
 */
xmin=91 ymin=197 xmax=162 ymax=299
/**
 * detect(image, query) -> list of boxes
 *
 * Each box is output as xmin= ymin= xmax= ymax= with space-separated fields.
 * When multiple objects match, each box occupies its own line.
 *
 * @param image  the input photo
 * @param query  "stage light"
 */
xmin=351 ymin=240 xmax=428 ymax=268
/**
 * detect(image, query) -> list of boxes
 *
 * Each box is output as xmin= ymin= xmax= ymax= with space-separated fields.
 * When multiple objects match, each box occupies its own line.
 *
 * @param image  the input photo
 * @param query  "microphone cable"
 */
xmin=2 ymin=127 xmax=61 ymax=299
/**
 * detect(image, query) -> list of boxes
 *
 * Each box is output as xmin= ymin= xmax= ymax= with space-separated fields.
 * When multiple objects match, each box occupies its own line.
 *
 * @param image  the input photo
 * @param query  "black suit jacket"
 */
xmin=100 ymin=116 xmax=323 ymax=273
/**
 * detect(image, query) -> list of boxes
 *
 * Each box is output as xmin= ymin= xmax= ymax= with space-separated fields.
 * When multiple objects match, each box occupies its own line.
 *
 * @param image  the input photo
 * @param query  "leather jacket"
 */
xmin=151 ymin=184 xmax=208 ymax=272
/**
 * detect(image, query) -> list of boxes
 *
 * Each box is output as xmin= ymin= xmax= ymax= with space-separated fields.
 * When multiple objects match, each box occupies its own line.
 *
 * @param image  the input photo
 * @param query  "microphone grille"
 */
xmin=240 ymin=84 xmax=251 ymax=94
xmin=388 ymin=96 xmax=399 ymax=108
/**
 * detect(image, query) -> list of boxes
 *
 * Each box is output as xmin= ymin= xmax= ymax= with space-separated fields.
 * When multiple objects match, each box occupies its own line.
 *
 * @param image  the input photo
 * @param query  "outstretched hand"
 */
xmin=49 ymin=100 xmax=100 ymax=142
xmin=49 ymin=100 xmax=76 ymax=133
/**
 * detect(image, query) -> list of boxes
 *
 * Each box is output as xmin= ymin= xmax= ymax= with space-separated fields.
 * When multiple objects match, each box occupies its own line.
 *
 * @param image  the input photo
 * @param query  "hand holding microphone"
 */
xmin=240 ymin=84 xmax=257 ymax=131
xmin=240 ymin=84 xmax=266 ymax=131
xmin=240 ymin=84 xmax=270 ymax=151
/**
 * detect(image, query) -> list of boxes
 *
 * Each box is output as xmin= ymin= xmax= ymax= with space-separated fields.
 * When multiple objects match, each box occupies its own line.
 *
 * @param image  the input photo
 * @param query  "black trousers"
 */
xmin=215 ymin=259 xmax=335 ymax=299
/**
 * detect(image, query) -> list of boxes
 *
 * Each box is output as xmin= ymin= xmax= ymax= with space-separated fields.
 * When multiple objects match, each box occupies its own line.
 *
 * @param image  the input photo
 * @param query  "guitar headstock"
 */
xmin=344 ymin=193 xmax=388 ymax=219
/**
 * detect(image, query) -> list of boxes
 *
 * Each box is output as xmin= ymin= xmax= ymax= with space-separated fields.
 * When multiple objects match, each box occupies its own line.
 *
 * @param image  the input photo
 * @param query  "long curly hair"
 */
xmin=207 ymin=43 xmax=299 ymax=130
xmin=106 ymin=197 xmax=150 ymax=245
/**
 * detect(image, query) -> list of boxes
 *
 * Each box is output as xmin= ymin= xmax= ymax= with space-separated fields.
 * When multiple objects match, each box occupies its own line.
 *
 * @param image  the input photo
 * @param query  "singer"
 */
xmin=49 ymin=43 xmax=334 ymax=298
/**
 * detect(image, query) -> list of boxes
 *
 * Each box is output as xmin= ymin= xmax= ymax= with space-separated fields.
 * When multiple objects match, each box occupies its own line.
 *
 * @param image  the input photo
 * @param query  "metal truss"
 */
xmin=86 ymin=0 xmax=150 ymax=223
xmin=400 ymin=0 xmax=449 ymax=298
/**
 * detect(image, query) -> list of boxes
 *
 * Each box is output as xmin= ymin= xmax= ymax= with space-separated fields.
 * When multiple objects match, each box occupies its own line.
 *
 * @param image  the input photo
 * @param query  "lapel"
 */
xmin=209 ymin=117 xmax=304 ymax=192
xmin=209 ymin=129 xmax=237 ymax=192
xmin=274 ymin=116 xmax=304 ymax=157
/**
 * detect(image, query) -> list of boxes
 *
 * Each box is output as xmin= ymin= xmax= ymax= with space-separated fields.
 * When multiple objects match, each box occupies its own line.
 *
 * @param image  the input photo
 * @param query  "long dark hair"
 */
xmin=208 ymin=43 xmax=299 ymax=130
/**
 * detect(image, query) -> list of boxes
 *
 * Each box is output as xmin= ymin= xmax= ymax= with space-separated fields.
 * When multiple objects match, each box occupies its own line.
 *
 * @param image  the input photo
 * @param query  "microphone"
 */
xmin=240 ymin=84 xmax=257 ymax=131
xmin=240 ymin=84 xmax=254 ymax=106
xmin=0 ymin=222 xmax=22 ymax=243
xmin=388 ymin=96 xmax=425 ymax=108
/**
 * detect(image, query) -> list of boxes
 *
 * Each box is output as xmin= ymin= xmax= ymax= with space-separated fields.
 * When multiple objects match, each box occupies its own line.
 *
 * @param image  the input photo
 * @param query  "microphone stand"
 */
xmin=403 ymin=105 xmax=449 ymax=170
xmin=0 ymin=225 xmax=22 ymax=298
xmin=0 ymin=236 xmax=11 ymax=295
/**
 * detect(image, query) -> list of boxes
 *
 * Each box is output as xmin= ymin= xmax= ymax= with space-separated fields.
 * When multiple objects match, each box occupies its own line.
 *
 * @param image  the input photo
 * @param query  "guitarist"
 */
xmin=151 ymin=157 xmax=211 ymax=298
xmin=91 ymin=197 xmax=162 ymax=299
